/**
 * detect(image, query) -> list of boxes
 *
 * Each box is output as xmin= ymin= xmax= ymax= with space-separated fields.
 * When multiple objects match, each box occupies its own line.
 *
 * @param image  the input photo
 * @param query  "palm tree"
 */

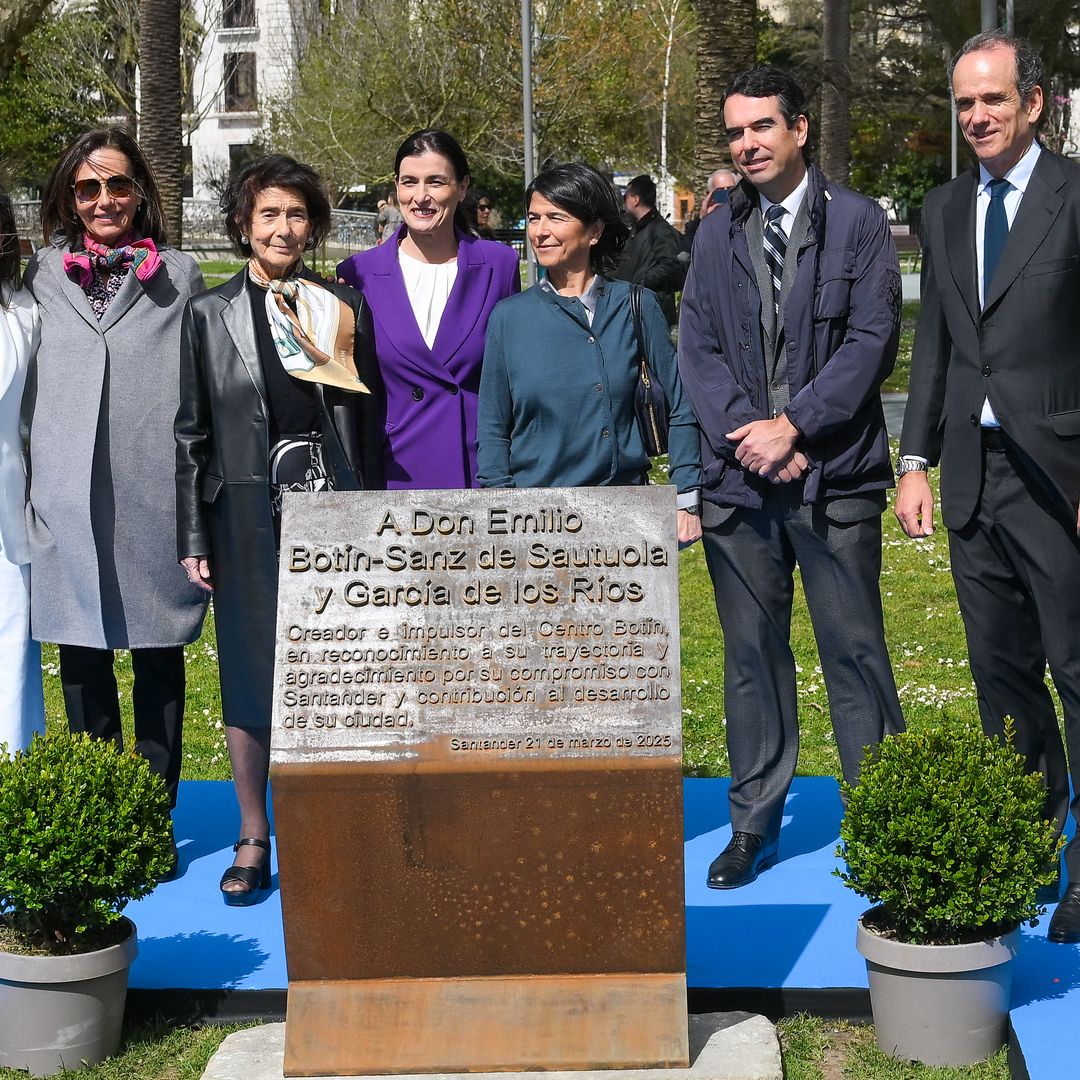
xmin=1 ymin=0 xmax=55 ymax=83
xmin=139 ymin=0 xmax=183 ymax=244
xmin=694 ymin=0 xmax=757 ymax=192
xmin=820 ymin=0 xmax=851 ymax=183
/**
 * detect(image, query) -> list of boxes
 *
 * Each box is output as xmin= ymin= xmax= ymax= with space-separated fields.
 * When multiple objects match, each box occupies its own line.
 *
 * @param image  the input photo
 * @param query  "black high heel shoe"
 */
xmin=220 ymin=838 xmax=271 ymax=906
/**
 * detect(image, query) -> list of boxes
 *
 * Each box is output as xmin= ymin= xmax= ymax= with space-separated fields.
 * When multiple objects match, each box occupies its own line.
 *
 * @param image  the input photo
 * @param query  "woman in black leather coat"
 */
xmin=175 ymin=155 xmax=384 ymax=904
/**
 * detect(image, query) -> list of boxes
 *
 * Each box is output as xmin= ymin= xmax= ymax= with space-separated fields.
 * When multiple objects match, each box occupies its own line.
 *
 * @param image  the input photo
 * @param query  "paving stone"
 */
xmin=201 ymin=1011 xmax=782 ymax=1080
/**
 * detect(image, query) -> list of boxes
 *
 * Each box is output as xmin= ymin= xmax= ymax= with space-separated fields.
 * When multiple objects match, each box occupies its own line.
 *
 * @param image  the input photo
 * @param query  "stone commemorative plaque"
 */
xmin=270 ymin=487 xmax=688 ymax=1076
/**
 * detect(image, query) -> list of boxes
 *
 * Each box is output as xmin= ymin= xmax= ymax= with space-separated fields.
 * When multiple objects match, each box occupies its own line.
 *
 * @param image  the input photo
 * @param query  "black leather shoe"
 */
xmin=1048 ymin=884 xmax=1080 ymax=944
xmin=707 ymin=832 xmax=779 ymax=890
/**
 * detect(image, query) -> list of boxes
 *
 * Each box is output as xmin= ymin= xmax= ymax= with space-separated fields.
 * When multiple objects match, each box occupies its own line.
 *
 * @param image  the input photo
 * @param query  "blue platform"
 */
xmin=127 ymin=777 xmax=1074 ymax=1078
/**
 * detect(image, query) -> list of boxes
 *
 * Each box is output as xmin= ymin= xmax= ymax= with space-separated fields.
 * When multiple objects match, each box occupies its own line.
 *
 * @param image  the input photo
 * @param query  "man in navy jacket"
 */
xmin=678 ymin=65 xmax=905 ymax=889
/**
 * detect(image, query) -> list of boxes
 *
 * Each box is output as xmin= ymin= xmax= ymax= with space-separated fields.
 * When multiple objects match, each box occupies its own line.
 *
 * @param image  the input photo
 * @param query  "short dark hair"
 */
xmin=394 ymin=129 xmax=472 ymax=235
xmin=0 ymin=186 xmax=20 ymax=302
xmin=220 ymin=154 xmax=332 ymax=258
xmin=525 ymin=162 xmax=630 ymax=276
xmin=40 ymin=127 xmax=168 ymax=250
xmin=950 ymin=30 xmax=1045 ymax=107
xmin=625 ymin=174 xmax=657 ymax=208
xmin=723 ymin=65 xmax=810 ymax=131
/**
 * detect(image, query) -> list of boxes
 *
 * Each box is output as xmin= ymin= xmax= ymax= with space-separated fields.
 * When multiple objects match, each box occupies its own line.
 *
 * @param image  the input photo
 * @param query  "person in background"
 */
xmin=24 ymin=129 xmax=207 ymax=872
xmin=474 ymin=191 xmax=497 ymax=239
xmin=0 ymin=186 xmax=45 ymax=752
xmin=477 ymin=161 xmax=701 ymax=547
xmin=376 ymin=192 xmax=403 ymax=243
xmin=685 ymin=169 xmax=738 ymax=247
xmin=612 ymin=173 xmax=685 ymax=326
xmin=176 ymin=154 xmax=384 ymax=905
xmin=338 ymin=130 xmax=519 ymax=488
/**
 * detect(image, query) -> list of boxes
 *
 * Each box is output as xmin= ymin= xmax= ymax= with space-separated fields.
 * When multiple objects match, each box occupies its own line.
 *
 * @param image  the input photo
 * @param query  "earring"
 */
xmin=240 ymin=234 xmax=248 ymax=245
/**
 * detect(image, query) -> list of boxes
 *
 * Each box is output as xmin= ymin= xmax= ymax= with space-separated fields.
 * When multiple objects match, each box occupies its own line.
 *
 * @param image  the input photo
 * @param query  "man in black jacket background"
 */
xmin=613 ymin=174 xmax=685 ymax=325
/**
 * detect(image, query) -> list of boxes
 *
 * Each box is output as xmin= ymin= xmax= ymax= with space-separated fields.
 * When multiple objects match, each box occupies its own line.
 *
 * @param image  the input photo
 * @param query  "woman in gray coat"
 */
xmin=23 ymin=129 xmax=207 ymax=847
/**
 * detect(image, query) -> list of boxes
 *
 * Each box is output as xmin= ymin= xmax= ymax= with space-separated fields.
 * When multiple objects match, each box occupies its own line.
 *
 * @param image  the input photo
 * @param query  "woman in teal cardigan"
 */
xmin=477 ymin=163 xmax=701 ymax=544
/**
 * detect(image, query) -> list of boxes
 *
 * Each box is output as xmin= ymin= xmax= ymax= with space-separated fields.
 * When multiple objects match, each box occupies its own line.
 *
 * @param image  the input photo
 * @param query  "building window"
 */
xmin=229 ymin=143 xmax=257 ymax=182
xmin=222 ymin=0 xmax=256 ymax=28
xmin=223 ymin=53 xmax=257 ymax=112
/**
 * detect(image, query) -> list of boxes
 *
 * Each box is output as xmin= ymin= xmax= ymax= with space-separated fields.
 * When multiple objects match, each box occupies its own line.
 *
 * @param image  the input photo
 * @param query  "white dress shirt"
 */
xmin=398 ymin=248 xmax=458 ymax=350
xmin=758 ymin=170 xmax=810 ymax=241
xmin=976 ymin=141 xmax=1041 ymax=427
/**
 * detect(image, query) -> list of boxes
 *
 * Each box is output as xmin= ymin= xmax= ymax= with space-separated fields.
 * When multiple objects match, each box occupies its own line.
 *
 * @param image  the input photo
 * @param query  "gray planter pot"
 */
xmin=0 ymin=917 xmax=137 ymax=1076
xmin=856 ymin=909 xmax=1018 ymax=1067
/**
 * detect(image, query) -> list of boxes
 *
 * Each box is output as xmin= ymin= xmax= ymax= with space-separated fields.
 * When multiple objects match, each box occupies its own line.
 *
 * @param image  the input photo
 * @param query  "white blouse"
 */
xmin=398 ymin=248 xmax=458 ymax=350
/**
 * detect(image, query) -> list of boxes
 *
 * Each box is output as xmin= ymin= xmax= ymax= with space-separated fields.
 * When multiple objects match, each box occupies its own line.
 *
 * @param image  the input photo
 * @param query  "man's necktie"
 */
xmin=983 ymin=177 xmax=1010 ymax=304
xmin=763 ymin=203 xmax=788 ymax=316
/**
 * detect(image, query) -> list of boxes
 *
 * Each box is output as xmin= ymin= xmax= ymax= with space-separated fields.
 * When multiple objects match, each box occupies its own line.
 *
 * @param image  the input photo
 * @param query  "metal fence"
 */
xmin=14 ymin=200 xmax=379 ymax=259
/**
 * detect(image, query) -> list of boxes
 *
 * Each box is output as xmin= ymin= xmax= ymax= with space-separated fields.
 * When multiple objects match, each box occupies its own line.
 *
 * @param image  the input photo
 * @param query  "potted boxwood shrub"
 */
xmin=0 ymin=732 xmax=174 ymax=1076
xmin=835 ymin=720 xmax=1061 ymax=1067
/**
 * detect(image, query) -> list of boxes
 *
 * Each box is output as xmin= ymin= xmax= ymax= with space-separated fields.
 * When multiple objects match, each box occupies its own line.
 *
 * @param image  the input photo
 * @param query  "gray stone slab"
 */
xmin=271 ymin=487 xmax=682 ymax=767
xmin=201 ymin=1013 xmax=782 ymax=1080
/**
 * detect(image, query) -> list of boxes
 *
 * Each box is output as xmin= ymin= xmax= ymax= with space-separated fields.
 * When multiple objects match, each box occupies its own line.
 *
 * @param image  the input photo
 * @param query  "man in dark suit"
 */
xmin=613 ymin=174 xmax=685 ymax=325
xmin=679 ymin=65 xmax=905 ymax=889
xmin=897 ymin=29 xmax=1080 ymax=944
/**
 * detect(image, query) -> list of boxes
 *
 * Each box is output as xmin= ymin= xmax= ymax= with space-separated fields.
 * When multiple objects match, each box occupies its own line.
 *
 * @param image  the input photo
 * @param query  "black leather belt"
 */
xmin=981 ymin=427 xmax=1008 ymax=452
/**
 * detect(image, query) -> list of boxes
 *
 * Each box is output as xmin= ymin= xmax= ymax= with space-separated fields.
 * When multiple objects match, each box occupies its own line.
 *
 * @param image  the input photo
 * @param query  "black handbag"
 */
xmin=630 ymin=284 xmax=670 ymax=456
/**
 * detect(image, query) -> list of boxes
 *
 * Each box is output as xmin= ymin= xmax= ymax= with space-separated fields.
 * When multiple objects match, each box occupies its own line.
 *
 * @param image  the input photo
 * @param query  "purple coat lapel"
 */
xmin=348 ymin=227 xmax=493 ymax=382
xmin=430 ymin=235 xmax=493 ymax=379
xmin=351 ymin=227 xmax=431 ymax=376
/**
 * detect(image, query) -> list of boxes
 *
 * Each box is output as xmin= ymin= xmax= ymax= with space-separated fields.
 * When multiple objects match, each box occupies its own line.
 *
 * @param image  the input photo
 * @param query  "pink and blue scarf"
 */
xmin=63 ymin=234 xmax=162 ymax=288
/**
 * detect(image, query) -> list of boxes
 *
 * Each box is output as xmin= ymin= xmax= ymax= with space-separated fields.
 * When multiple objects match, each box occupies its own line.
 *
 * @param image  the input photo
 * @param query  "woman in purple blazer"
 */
xmin=338 ymin=130 xmax=520 ymax=489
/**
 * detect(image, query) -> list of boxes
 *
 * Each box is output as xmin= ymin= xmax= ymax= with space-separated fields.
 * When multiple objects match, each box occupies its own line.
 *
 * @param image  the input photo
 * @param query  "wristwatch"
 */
xmin=895 ymin=455 xmax=929 ymax=477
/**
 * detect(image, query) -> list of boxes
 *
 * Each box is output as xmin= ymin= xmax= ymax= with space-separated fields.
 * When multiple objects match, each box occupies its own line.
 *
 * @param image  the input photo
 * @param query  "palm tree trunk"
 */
xmin=694 ymin=0 xmax=757 ymax=192
xmin=139 ymin=0 xmax=184 ymax=244
xmin=820 ymin=0 xmax=851 ymax=183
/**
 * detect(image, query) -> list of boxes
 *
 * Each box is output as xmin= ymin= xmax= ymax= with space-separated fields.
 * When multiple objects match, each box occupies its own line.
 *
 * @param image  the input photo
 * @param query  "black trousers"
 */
xmin=949 ymin=441 xmax=1080 ymax=882
xmin=59 ymin=644 xmax=185 ymax=808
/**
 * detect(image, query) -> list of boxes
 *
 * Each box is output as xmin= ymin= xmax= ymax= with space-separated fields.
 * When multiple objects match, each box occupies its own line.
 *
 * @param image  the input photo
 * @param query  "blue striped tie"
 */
xmin=763 ymin=203 xmax=787 ymax=316
xmin=983 ymin=177 xmax=1010 ymax=305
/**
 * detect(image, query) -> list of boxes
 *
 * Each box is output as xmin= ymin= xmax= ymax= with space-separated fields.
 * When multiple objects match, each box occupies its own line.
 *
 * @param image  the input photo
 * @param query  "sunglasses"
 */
xmin=71 ymin=175 xmax=139 ymax=203
xmin=477 ymin=203 xmax=493 ymax=212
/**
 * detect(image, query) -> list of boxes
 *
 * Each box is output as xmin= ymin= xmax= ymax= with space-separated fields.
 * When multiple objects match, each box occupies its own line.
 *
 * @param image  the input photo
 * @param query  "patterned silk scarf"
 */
xmin=63 ymin=234 xmax=162 ymax=288
xmin=248 ymin=259 xmax=370 ymax=395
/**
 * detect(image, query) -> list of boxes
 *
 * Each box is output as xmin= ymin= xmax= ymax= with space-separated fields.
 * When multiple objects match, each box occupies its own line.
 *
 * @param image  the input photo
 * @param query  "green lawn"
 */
xmin=883 ymin=300 xmax=919 ymax=394
xmin=778 ymin=1016 xmax=1009 ymax=1080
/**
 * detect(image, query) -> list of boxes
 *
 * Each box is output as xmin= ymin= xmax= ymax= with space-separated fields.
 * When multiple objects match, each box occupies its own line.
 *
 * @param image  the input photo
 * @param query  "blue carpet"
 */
xmin=127 ymin=781 xmax=285 ymax=991
xmin=128 ymin=777 xmax=1073 ymax=1077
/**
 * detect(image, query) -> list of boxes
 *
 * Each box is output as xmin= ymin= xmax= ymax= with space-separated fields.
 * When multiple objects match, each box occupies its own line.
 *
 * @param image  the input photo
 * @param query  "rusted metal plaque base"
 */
xmin=282 ymin=972 xmax=689 ymax=1076
xmin=272 ymin=758 xmax=685 ymax=980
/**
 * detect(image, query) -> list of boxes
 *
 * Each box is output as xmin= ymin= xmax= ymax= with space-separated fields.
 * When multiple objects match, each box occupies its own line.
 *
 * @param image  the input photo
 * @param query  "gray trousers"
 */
xmin=701 ymin=490 xmax=905 ymax=841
